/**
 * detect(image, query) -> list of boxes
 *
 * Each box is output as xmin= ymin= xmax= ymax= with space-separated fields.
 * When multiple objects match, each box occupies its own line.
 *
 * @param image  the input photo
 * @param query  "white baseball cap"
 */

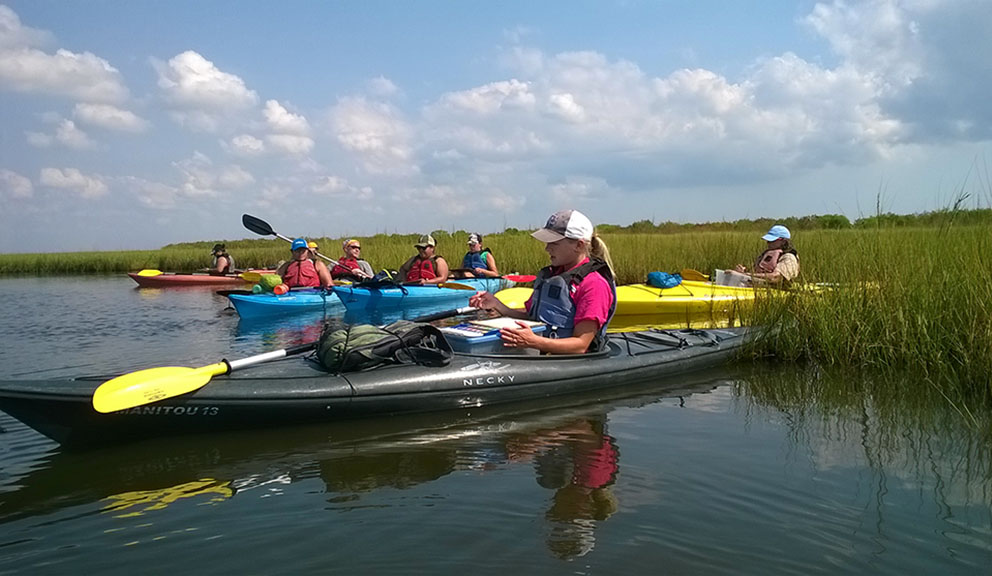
xmin=531 ymin=209 xmax=594 ymax=243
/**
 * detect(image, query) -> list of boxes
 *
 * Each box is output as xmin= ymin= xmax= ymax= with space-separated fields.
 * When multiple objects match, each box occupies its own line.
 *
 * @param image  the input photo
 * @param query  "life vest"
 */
xmin=754 ymin=248 xmax=799 ymax=273
xmin=212 ymin=254 xmax=235 ymax=274
xmin=461 ymin=249 xmax=491 ymax=271
xmin=332 ymin=256 xmax=361 ymax=279
xmin=405 ymin=256 xmax=437 ymax=282
xmin=283 ymin=259 xmax=320 ymax=287
xmin=529 ymin=258 xmax=616 ymax=352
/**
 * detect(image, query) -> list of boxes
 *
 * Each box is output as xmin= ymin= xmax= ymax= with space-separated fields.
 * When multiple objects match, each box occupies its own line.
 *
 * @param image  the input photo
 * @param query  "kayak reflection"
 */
xmin=1 ymin=372 xmax=727 ymax=560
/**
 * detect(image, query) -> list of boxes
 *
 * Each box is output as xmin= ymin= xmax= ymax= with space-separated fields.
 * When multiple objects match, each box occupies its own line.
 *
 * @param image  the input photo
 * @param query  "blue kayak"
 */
xmin=331 ymin=277 xmax=513 ymax=312
xmin=227 ymin=289 xmax=343 ymax=319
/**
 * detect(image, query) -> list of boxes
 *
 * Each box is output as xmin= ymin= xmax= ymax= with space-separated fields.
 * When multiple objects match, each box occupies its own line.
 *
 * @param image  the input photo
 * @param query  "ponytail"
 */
xmin=589 ymin=233 xmax=614 ymax=278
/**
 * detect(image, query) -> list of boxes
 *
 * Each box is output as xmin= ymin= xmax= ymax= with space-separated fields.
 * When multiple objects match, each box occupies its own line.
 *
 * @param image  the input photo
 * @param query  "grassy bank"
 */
xmin=1 ymin=224 xmax=989 ymax=409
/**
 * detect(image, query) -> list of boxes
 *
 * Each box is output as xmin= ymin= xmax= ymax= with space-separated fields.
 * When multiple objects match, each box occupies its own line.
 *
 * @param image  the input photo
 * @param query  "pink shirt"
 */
xmin=525 ymin=257 xmax=614 ymax=330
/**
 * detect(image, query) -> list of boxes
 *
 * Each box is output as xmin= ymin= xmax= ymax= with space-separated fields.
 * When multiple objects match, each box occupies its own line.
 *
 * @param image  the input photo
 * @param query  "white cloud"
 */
xmin=26 ymin=119 xmax=97 ymax=149
xmin=263 ymin=99 xmax=309 ymax=135
xmin=311 ymin=175 xmax=374 ymax=201
xmin=25 ymin=131 xmax=52 ymax=147
xmin=227 ymin=134 xmax=265 ymax=156
xmin=0 ymin=5 xmax=52 ymax=49
xmin=0 ymin=168 xmax=33 ymax=199
xmin=331 ymin=96 xmax=414 ymax=174
xmin=0 ymin=47 xmax=128 ymax=103
xmin=266 ymin=133 xmax=314 ymax=155
xmin=155 ymin=50 xmax=258 ymax=131
xmin=368 ymin=76 xmax=399 ymax=98
xmin=173 ymin=152 xmax=255 ymax=198
xmin=55 ymin=119 xmax=96 ymax=149
xmin=121 ymin=176 xmax=180 ymax=209
xmin=73 ymin=103 xmax=149 ymax=133
xmin=39 ymin=167 xmax=108 ymax=199
xmin=436 ymin=79 xmax=535 ymax=115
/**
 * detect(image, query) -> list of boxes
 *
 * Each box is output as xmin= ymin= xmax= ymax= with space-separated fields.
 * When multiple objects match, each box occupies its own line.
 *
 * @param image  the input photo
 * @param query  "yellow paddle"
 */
xmin=92 ymin=305 xmax=479 ymax=413
xmin=438 ymin=282 xmax=477 ymax=291
xmin=680 ymin=268 xmax=710 ymax=282
xmin=136 ymin=269 xmax=164 ymax=277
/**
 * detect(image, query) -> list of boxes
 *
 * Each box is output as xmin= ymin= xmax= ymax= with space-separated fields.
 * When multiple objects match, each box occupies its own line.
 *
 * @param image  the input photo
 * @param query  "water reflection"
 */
xmin=505 ymin=418 xmax=620 ymax=559
xmin=738 ymin=364 xmax=992 ymax=535
xmin=0 ymin=375 xmax=719 ymax=560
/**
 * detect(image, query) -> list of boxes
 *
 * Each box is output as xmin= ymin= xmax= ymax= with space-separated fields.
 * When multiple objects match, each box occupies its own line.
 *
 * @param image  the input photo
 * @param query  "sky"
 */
xmin=1 ymin=0 xmax=991 ymax=253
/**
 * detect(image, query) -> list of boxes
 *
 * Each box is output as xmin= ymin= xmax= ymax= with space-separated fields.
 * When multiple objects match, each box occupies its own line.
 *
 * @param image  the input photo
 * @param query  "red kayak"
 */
xmin=128 ymin=270 xmax=275 ymax=288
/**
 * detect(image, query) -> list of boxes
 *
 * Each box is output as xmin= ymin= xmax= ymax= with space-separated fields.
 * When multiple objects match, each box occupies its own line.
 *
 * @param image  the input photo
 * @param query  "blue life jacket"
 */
xmin=529 ymin=258 xmax=616 ymax=352
xmin=461 ymin=249 xmax=491 ymax=271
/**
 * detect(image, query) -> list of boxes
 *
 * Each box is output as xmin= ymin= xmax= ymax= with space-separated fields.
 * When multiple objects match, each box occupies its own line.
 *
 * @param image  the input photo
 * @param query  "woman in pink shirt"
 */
xmin=470 ymin=209 xmax=616 ymax=354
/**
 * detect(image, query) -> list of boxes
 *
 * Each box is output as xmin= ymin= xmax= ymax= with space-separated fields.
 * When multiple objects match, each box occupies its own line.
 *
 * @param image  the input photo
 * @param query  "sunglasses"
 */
xmin=348 ymin=245 xmax=361 ymax=250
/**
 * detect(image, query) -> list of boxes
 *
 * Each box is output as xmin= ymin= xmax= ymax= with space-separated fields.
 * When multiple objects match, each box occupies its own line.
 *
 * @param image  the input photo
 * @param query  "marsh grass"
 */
xmin=2 ymin=225 xmax=990 ymax=407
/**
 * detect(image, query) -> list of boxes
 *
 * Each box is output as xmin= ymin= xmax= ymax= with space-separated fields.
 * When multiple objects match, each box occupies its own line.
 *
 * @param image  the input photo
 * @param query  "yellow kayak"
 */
xmin=495 ymin=280 xmax=820 ymax=329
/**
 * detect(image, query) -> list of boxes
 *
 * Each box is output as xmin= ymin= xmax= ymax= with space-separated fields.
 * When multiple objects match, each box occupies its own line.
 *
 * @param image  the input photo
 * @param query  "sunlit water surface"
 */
xmin=0 ymin=276 xmax=989 ymax=575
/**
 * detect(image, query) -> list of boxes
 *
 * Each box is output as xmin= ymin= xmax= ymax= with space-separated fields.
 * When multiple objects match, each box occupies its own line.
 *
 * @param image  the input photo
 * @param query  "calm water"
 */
xmin=0 ymin=276 xmax=989 ymax=575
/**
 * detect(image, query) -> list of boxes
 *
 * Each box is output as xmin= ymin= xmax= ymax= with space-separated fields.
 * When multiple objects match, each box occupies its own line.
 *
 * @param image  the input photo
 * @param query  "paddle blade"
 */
xmin=503 ymin=274 xmax=536 ymax=283
xmin=92 ymin=362 xmax=229 ymax=413
xmin=137 ymin=269 xmax=163 ymax=277
xmin=242 ymin=214 xmax=275 ymax=237
xmin=438 ymin=282 xmax=477 ymax=291
xmin=680 ymin=268 xmax=710 ymax=282
xmin=495 ymin=287 xmax=533 ymax=309
xmin=240 ymin=271 xmax=262 ymax=283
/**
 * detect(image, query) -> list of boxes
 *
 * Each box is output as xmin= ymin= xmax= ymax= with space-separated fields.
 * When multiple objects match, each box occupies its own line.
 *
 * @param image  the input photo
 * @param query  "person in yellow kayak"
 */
xmin=208 ymin=244 xmax=235 ymax=274
xmin=451 ymin=233 xmax=500 ymax=278
xmin=276 ymin=238 xmax=332 ymax=288
xmin=731 ymin=224 xmax=800 ymax=286
xmin=397 ymin=234 xmax=449 ymax=285
xmin=469 ymin=209 xmax=616 ymax=354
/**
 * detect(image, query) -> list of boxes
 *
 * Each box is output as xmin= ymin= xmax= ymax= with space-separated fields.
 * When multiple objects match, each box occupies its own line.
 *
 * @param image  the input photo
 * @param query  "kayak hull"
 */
xmin=0 ymin=327 xmax=751 ymax=445
xmin=227 ymin=290 xmax=343 ymax=319
xmin=332 ymin=277 xmax=512 ymax=312
xmin=128 ymin=271 xmax=274 ymax=288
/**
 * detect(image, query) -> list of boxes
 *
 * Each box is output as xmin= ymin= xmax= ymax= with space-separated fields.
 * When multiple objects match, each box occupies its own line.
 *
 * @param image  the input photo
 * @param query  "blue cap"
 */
xmin=761 ymin=225 xmax=791 ymax=241
xmin=291 ymin=238 xmax=308 ymax=251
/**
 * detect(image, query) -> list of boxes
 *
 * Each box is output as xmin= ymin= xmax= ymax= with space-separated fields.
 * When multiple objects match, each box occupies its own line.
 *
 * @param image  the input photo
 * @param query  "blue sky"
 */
xmin=1 ymin=0 xmax=990 ymax=253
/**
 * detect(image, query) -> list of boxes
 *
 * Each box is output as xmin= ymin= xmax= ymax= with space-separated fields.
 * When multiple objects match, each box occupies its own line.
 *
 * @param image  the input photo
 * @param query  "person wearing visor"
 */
xmin=397 ymin=234 xmax=449 ymax=285
xmin=276 ymin=238 xmax=332 ymax=288
xmin=307 ymin=241 xmax=320 ymax=262
xmin=732 ymin=224 xmax=800 ymax=286
xmin=451 ymin=233 xmax=499 ymax=278
xmin=331 ymin=239 xmax=374 ymax=281
xmin=469 ymin=209 xmax=616 ymax=355
xmin=207 ymin=243 xmax=235 ymax=274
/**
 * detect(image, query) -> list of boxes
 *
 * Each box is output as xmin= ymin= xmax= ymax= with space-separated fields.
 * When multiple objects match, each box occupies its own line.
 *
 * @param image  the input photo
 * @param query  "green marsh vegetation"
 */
xmin=1 ymin=209 xmax=990 ymax=411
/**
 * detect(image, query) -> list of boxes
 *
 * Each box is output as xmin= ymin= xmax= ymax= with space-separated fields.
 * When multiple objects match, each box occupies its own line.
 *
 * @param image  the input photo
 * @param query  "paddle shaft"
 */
xmin=223 ymin=305 xmax=476 ymax=371
xmin=242 ymin=213 xmax=336 ymax=264
xmin=92 ymin=305 xmax=479 ymax=413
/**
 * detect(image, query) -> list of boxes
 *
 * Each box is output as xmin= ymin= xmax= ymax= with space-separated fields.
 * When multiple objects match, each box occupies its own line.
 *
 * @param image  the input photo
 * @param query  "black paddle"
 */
xmin=242 ymin=213 xmax=336 ymax=264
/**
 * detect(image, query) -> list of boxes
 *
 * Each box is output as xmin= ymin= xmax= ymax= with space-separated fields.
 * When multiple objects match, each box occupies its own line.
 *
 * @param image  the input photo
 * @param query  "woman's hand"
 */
xmin=500 ymin=322 xmax=538 ymax=348
xmin=469 ymin=291 xmax=499 ymax=309
xmin=734 ymin=264 xmax=747 ymax=273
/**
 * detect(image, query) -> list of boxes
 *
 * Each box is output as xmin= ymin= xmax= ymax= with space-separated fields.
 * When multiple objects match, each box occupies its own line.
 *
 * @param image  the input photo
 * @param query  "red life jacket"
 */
xmin=405 ymin=256 xmax=437 ymax=282
xmin=755 ymin=249 xmax=783 ymax=273
xmin=283 ymin=259 xmax=320 ymax=287
xmin=332 ymin=256 xmax=360 ymax=278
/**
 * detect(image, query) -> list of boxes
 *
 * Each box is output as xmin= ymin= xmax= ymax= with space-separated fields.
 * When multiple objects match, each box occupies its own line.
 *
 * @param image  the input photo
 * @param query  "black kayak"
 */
xmin=0 ymin=327 xmax=751 ymax=446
